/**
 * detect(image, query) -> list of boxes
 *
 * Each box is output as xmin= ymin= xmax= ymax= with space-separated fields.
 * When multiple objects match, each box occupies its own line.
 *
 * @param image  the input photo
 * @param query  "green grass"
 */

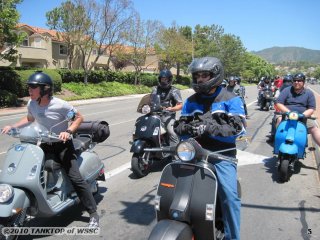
xmin=60 ymin=82 xmax=190 ymax=101
xmin=61 ymin=82 xmax=153 ymax=100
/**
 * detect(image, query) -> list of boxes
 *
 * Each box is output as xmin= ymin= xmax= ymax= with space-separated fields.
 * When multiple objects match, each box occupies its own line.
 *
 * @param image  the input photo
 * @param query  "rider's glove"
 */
xmin=192 ymin=124 xmax=207 ymax=137
xmin=174 ymin=121 xmax=192 ymax=135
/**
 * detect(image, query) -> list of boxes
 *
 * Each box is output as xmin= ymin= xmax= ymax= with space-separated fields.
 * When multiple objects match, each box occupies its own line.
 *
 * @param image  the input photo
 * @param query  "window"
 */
xmin=59 ymin=45 xmax=68 ymax=55
xmin=34 ymin=37 xmax=42 ymax=48
xmin=92 ymin=49 xmax=97 ymax=55
xmin=21 ymin=38 xmax=29 ymax=46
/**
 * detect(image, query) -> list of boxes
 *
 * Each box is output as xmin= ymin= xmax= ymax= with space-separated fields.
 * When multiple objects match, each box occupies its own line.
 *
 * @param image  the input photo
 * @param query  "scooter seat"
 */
xmin=73 ymin=136 xmax=91 ymax=153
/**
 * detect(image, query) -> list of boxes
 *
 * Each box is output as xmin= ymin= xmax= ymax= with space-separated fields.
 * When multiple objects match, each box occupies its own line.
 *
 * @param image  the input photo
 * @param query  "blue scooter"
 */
xmin=274 ymin=111 xmax=314 ymax=182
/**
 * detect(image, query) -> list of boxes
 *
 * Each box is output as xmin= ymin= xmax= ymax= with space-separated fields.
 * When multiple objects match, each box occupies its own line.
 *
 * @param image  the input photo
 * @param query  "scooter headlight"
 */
xmin=288 ymin=112 xmax=299 ymax=120
xmin=176 ymin=141 xmax=196 ymax=161
xmin=0 ymin=184 xmax=14 ymax=203
xmin=141 ymin=105 xmax=151 ymax=114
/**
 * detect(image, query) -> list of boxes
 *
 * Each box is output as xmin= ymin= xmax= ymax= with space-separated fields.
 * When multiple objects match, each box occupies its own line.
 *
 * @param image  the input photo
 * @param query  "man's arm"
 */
xmin=1 ymin=115 xmax=34 ymax=134
xmin=59 ymin=111 xmax=84 ymax=141
xmin=166 ymin=102 xmax=182 ymax=112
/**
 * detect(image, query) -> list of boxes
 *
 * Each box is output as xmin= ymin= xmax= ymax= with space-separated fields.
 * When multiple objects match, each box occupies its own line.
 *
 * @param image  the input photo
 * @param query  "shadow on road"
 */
xmin=119 ymin=187 xmax=157 ymax=226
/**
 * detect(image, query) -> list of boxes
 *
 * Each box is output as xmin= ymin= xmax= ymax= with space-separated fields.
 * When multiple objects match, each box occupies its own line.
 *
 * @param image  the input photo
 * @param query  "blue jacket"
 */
xmin=178 ymin=87 xmax=246 ymax=156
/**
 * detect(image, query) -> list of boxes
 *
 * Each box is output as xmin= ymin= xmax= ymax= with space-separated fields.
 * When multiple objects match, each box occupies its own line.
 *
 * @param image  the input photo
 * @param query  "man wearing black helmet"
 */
xmin=257 ymin=76 xmax=272 ymax=105
xmin=1 ymin=71 xmax=100 ymax=228
xmin=174 ymin=57 xmax=246 ymax=240
xmin=150 ymin=69 xmax=183 ymax=145
xmin=275 ymin=72 xmax=320 ymax=146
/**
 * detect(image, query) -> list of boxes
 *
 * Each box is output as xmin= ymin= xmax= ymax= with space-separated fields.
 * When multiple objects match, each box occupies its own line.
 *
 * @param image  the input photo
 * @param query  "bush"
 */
xmin=0 ymin=90 xmax=18 ymax=108
xmin=16 ymin=69 xmax=62 ymax=96
xmin=0 ymin=69 xmax=24 ymax=97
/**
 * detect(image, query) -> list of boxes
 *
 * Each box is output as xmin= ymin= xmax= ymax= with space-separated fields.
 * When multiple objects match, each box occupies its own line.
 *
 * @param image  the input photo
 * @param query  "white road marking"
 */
xmin=97 ymin=150 xmax=272 ymax=182
xmin=237 ymin=150 xmax=271 ymax=166
xmin=104 ymin=162 xmax=131 ymax=180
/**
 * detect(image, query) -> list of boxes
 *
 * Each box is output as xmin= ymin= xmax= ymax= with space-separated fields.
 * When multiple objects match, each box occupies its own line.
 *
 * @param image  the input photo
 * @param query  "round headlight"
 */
xmin=141 ymin=105 xmax=151 ymax=114
xmin=288 ymin=112 xmax=299 ymax=121
xmin=177 ymin=142 xmax=196 ymax=161
xmin=0 ymin=184 xmax=14 ymax=203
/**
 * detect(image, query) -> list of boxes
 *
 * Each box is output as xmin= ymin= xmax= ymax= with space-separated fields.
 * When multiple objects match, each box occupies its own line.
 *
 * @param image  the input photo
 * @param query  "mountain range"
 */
xmin=252 ymin=47 xmax=320 ymax=64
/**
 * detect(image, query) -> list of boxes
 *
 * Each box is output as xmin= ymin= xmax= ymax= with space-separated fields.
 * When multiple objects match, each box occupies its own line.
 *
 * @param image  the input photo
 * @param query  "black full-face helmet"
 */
xmin=27 ymin=71 xmax=53 ymax=97
xmin=188 ymin=57 xmax=224 ymax=94
xmin=158 ymin=69 xmax=173 ymax=89
xmin=293 ymin=72 xmax=306 ymax=82
xmin=283 ymin=74 xmax=293 ymax=83
xmin=263 ymin=76 xmax=270 ymax=83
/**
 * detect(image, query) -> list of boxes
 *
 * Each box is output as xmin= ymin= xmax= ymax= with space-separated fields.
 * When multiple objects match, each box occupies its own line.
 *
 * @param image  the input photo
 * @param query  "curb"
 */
xmin=312 ymin=120 xmax=320 ymax=181
xmin=0 ymin=89 xmax=195 ymax=117
xmin=0 ymin=94 xmax=145 ymax=117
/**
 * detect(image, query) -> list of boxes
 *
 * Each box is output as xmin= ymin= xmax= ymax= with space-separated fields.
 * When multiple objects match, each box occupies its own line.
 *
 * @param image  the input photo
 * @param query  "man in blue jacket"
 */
xmin=174 ymin=57 xmax=246 ymax=240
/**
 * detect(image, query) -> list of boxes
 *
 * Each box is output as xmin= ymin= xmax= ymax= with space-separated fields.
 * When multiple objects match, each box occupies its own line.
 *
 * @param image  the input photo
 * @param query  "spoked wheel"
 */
xmin=131 ymin=153 xmax=150 ymax=178
xmin=0 ymin=209 xmax=27 ymax=240
xmin=279 ymin=159 xmax=290 ymax=182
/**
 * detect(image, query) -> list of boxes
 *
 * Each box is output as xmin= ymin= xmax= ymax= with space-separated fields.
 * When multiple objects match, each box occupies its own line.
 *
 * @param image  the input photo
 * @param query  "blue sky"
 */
xmin=17 ymin=0 xmax=320 ymax=52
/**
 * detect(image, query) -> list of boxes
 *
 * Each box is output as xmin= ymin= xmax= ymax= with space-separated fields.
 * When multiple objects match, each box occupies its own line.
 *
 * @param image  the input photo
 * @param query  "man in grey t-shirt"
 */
xmin=2 ymin=71 xmax=99 ymax=228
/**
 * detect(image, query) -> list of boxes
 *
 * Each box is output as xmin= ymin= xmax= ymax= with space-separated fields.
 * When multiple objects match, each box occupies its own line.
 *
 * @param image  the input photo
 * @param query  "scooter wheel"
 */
xmin=279 ymin=159 xmax=289 ymax=182
xmin=131 ymin=153 xmax=150 ymax=178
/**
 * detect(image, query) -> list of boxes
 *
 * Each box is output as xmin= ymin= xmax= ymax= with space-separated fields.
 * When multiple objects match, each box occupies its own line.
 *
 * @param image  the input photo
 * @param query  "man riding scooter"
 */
xmin=1 ymin=71 xmax=100 ymax=228
xmin=174 ymin=57 xmax=246 ymax=240
xmin=275 ymin=72 xmax=320 ymax=146
xmin=151 ymin=70 xmax=183 ymax=146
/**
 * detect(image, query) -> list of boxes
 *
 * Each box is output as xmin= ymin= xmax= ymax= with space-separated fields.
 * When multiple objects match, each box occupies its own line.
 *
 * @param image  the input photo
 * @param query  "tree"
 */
xmin=155 ymin=24 xmax=192 ymax=77
xmin=218 ymin=34 xmax=246 ymax=77
xmin=120 ymin=12 xmax=163 ymax=85
xmin=0 ymin=0 xmax=24 ymax=62
xmin=241 ymin=52 xmax=275 ymax=83
xmin=47 ymin=0 xmax=134 ymax=83
xmin=46 ymin=0 xmax=88 ymax=69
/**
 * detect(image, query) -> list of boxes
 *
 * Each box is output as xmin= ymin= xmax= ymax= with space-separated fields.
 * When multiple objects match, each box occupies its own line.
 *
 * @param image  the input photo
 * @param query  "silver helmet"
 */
xmin=188 ymin=57 xmax=224 ymax=94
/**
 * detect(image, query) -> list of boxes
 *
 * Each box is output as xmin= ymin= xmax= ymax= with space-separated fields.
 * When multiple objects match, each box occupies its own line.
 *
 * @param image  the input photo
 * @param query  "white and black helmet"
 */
xmin=188 ymin=57 xmax=224 ymax=94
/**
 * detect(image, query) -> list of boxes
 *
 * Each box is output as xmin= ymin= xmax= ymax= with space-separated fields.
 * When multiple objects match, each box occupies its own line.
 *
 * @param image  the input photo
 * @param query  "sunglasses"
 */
xmin=28 ymin=84 xmax=40 ymax=89
xmin=195 ymin=72 xmax=211 ymax=79
xmin=293 ymin=79 xmax=304 ymax=83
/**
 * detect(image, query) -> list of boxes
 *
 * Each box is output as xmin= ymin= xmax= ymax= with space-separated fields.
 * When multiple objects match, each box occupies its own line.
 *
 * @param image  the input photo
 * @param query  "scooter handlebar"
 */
xmin=274 ymin=111 xmax=317 ymax=120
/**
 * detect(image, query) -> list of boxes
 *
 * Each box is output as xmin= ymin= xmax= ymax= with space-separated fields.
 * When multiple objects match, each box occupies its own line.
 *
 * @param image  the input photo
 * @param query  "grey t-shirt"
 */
xmin=27 ymin=97 xmax=77 ymax=134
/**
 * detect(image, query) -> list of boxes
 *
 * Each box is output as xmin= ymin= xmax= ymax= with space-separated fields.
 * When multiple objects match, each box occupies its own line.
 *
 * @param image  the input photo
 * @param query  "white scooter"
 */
xmin=0 ymin=114 xmax=109 ymax=239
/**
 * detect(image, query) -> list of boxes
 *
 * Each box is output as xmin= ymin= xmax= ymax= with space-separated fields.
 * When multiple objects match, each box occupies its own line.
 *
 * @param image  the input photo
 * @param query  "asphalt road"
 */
xmin=0 ymin=86 xmax=320 ymax=240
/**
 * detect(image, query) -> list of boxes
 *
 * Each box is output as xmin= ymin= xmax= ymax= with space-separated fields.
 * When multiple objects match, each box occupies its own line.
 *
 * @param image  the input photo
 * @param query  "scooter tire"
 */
xmin=0 ymin=209 xmax=27 ymax=240
xmin=265 ymin=102 xmax=270 ymax=111
xmin=131 ymin=153 xmax=150 ymax=178
xmin=279 ymin=159 xmax=289 ymax=182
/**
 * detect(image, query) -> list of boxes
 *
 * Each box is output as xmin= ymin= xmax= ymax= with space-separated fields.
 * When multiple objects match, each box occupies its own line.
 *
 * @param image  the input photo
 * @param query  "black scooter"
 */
xmin=130 ymin=94 xmax=174 ymax=178
xmin=259 ymin=85 xmax=275 ymax=111
xmin=148 ymin=137 xmax=240 ymax=240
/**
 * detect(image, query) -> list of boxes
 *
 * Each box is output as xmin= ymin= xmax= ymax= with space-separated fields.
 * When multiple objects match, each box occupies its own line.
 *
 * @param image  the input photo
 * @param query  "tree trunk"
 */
xmin=176 ymin=62 xmax=180 ymax=78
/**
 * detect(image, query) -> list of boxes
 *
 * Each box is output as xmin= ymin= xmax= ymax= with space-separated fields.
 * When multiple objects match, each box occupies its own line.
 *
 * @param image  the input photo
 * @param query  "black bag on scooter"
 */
xmin=76 ymin=121 xmax=110 ymax=143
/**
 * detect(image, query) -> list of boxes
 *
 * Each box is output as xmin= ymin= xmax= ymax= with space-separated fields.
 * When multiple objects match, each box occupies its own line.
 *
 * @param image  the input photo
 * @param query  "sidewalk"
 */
xmin=0 ymin=93 xmax=146 ymax=117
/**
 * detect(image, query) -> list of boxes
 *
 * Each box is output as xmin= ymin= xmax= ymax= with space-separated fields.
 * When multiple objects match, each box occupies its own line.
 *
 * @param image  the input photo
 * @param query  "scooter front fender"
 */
xmin=130 ymin=140 xmax=147 ymax=153
xmin=0 ymin=188 xmax=30 ymax=217
xmin=148 ymin=219 xmax=193 ymax=240
xmin=279 ymin=143 xmax=298 ymax=156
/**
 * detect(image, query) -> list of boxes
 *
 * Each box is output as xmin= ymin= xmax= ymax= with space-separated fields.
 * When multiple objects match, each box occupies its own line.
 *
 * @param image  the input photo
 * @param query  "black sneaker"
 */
xmin=88 ymin=216 xmax=99 ymax=228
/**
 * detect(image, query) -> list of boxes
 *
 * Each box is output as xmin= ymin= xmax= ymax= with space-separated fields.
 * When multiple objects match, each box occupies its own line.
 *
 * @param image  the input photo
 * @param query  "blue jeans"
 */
xmin=214 ymin=160 xmax=241 ymax=240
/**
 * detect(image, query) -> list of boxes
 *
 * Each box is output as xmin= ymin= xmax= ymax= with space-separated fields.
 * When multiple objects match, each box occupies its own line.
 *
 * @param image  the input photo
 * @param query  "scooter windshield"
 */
xmin=19 ymin=122 xmax=49 ymax=144
xmin=150 ymin=94 xmax=162 ymax=112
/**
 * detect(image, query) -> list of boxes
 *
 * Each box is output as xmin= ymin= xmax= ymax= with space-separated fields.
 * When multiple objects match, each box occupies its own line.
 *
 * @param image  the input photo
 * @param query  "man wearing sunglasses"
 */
xmin=275 ymin=72 xmax=320 ymax=146
xmin=174 ymin=57 xmax=246 ymax=240
xmin=1 ymin=71 xmax=100 ymax=228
